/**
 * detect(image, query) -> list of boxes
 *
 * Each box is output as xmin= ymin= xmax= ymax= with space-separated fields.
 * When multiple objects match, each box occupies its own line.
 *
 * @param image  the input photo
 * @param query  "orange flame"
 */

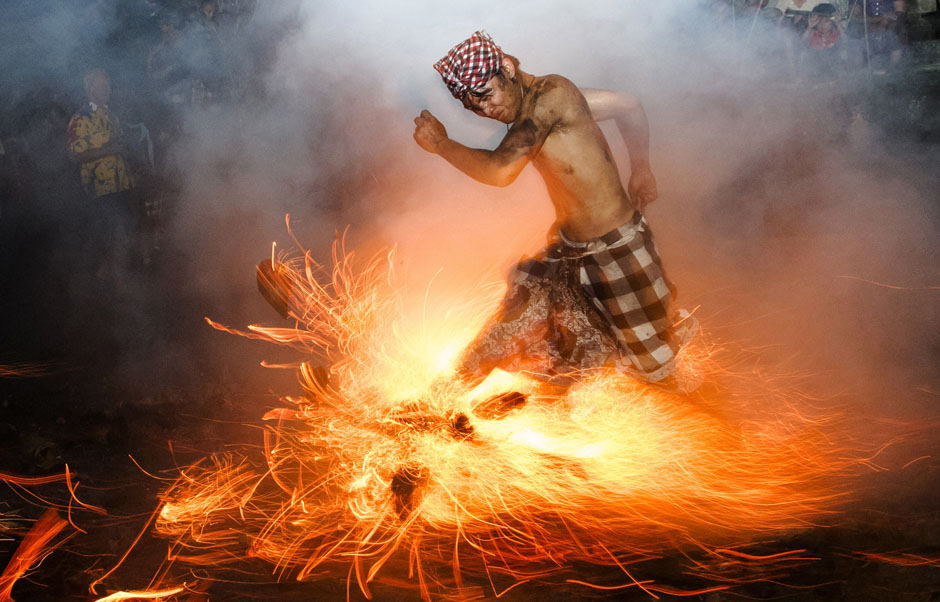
xmin=0 ymin=509 xmax=69 ymax=602
xmin=0 ymin=363 xmax=48 ymax=379
xmin=112 ymin=235 xmax=858 ymax=599
xmin=93 ymin=587 xmax=186 ymax=602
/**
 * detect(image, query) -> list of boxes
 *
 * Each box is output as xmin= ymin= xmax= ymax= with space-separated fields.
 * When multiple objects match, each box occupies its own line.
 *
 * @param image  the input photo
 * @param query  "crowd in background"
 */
xmin=707 ymin=0 xmax=926 ymax=79
xmin=0 ymin=0 xmax=261 ymax=365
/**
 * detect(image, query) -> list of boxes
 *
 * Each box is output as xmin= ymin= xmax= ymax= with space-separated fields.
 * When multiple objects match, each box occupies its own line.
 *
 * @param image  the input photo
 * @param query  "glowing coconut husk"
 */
xmin=118 ymin=234 xmax=855 ymax=600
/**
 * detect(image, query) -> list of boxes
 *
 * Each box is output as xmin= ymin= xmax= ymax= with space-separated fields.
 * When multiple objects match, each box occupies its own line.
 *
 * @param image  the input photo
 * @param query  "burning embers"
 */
xmin=117 ymin=239 xmax=856 ymax=599
xmin=384 ymin=391 xmax=528 ymax=518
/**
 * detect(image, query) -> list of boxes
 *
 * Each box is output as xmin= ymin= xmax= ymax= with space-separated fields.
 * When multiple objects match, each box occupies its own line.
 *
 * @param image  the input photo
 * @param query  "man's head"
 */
xmin=201 ymin=1 xmax=215 ymax=20
xmin=434 ymin=31 xmax=524 ymax=124
xmin=812 ymin=4 xmax=837 ymax=31
xmin=84 ymin=69 xmax=111 ymax=107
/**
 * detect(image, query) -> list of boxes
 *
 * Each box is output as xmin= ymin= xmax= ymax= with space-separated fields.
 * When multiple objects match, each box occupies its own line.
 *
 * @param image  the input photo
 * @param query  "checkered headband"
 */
xmin=433 ymin=31 xmax=504 ymax=100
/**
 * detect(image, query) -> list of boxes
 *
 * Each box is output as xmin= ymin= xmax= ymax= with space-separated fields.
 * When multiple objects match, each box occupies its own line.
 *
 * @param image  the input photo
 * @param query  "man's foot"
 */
xmin=256 ymin=259 xmax=293 ymax=318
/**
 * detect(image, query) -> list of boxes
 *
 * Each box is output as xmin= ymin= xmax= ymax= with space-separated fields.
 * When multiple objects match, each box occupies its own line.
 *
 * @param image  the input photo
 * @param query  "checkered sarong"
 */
xmin=461 ymin=211 xmax=687 ymax=384
xmin=433 ymin=31 xmax=504 ymax=101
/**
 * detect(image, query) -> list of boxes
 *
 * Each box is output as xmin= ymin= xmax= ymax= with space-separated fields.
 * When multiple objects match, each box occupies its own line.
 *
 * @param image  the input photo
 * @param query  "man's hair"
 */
xmin=485 ymin=55 xmax=521 ymax=90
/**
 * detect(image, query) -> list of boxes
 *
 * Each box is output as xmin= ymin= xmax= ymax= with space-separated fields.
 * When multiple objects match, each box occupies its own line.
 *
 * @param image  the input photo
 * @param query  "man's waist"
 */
xmin=562 ymin=210 xmax=642 ymax=244
xmin=555 ymin=205 xmax=637 ymax=242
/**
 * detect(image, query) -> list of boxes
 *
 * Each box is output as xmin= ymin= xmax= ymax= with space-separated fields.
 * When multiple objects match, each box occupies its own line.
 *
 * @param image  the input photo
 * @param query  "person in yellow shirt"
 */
xmin=67 ymin=70 xmax=134 ymax=199
xmin=66 ymin=69 xmax=136 ymax=281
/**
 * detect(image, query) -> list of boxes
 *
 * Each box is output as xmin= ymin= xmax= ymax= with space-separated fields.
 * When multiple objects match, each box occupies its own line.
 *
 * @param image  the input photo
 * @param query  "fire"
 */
xmin=0 ymin=509 xmax=68 ymax=602
xmin=0 ymin=363 xmax=48 ymax=379
xmin=105 ymin=234 xmax=857 ymax=599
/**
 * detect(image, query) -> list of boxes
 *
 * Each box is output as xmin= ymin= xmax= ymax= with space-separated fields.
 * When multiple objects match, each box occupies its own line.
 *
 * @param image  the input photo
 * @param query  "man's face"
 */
xmin=461 ymin=71 xmax=519 ymax=124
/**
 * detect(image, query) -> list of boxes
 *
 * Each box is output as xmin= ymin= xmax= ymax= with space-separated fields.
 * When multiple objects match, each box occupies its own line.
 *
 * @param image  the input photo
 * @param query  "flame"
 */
xmin=0 ymin=509 xmax=69 ymax=602
xmin=855 ymin=552 xmax=940 ymax=567
xmin=92 ymin=587 xmax=186 ymax=602
xmin=0 ymin=363 xmax=49 ymax=379
xmin=112 ymin=234 xmax=856 ymax=599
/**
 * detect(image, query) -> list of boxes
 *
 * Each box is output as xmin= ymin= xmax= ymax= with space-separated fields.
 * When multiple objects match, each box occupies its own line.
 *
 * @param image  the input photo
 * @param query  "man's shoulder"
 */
xmin=529 ymin=74 xmax=588 ymax=119
xmin=532 ymin=74 xmax=581 ymax=99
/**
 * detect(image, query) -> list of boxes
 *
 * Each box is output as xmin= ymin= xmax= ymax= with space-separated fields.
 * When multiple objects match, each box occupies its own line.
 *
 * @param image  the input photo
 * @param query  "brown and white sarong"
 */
xmin=460 ymin=211 xmax=691 ymax=385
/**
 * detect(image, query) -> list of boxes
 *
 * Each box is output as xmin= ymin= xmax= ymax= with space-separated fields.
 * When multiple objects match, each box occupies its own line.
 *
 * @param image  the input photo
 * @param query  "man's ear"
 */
xmin=500 ymin=57 xmax=516 ymax=80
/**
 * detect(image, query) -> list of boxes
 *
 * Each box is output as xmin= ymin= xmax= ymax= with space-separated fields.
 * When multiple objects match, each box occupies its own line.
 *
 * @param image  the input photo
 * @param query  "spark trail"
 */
xmin=106 ymin=235 xmax=858 ymax=600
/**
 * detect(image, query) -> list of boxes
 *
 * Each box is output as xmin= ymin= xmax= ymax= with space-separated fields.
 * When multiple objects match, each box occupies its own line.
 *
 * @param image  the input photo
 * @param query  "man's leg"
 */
xmin=457 ymin=277 xmax=554 ymax=385
xmin=578 ymin=217 xmax=681 ymax=383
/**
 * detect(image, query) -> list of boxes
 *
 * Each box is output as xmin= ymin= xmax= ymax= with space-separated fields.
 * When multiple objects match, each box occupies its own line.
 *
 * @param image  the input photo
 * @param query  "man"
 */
xmin=847 ymin=0 xmax=907 ymax=67
xmin=67 ymin=69 xmax=136 ymax=279
xmin=414 ymin=31 xmax=694 ymax=389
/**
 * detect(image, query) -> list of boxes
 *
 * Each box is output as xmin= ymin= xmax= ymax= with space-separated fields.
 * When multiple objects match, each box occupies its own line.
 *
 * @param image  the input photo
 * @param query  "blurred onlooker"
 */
xmin=199 ymin=0 xmax=218 ymax=30
xmin=66 ymin=69 xmax=137 ymax=280
xmin=802 ymin=3 xmax=846 ymax=79
xmin=777 ymin=0 xmax=823 ymax=32
xmin=776 ymin=0 xmax=824 ymax=77
xmin=847 ymin=0 xmax=908 ymax=68
xmin=148 ymin=11 xmax=189 ymax=106
xmin=805 ymin=3 xmax=843 ymax=47
xmin=188 ymin=0 xmax=226 ymax=100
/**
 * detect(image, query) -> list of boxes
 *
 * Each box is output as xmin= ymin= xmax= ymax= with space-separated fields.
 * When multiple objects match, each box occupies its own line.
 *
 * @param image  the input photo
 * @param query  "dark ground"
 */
xmin=2 ymin=48 xmax=940 ymax=602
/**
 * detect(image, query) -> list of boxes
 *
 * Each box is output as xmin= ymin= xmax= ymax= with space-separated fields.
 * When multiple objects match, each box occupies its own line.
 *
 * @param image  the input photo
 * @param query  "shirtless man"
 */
xmin=414 ymin=32 xmax=693 ymax=388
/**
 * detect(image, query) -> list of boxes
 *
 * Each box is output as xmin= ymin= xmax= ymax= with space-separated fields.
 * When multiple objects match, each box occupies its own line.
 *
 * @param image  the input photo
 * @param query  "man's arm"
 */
xmin=70 ymin=140 xmax=123 ymax=163
xmin=67 ymin=114 xmax=123 ymax=163
xmin=413 ymin=109 xmax=552 ymax=187
xmin=581 ymin=88 xmax=658 ymax=208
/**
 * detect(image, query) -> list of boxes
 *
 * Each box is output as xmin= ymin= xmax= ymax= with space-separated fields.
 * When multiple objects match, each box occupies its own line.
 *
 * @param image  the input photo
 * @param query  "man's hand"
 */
xmin=628 ymin=165 xmax=658 ymax=210
xmin=413 ymin=110 xmax=448 ymax=154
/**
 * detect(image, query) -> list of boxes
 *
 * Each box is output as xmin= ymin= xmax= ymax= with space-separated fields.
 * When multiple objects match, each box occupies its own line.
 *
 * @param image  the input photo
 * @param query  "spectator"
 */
xmin=847 ymin=0 xmax=908 ymax=68
xmin=802 ymin=3 xmax=846 ymax=79
xmin=778 ymin=0 xmax=823 ymax=33
xmin=186 ymin=0 xmax=226 ymax=102
xmin=148 ymin=11 xmax=189 ymax=106
xmin=199 ymin=0 xmax=218 ymax=29
xmin=66 ymin=69 xmax=137 ymax=281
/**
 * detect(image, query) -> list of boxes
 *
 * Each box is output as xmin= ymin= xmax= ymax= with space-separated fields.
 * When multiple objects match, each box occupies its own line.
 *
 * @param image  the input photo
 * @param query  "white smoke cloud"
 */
xmin=1 ymin=0 xmax=936 ymax=410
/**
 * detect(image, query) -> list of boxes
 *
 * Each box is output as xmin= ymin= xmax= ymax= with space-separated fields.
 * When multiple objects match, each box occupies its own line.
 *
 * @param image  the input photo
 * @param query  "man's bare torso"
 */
xmin=414 ymin=63 xmax=655 ymax=241
xmin=513 ymin=75 xmax=634 ymax=241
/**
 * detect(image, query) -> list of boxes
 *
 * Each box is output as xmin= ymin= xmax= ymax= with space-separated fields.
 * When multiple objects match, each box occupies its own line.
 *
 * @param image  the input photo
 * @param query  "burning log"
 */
xmin=390 ymin=465 xmax=431 ymax=519
xmin=256 ymin=259 xmax=292 ymax=319
xmin=473 ymin=391 xmax=528 ymax=420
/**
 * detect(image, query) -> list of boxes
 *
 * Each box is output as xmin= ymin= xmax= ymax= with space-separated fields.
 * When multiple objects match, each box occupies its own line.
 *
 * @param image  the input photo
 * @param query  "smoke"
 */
xmin=1 ymin=1 xmax=938 ymax=413
xmin=209 ymin=0 xmax=938 ymax=411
